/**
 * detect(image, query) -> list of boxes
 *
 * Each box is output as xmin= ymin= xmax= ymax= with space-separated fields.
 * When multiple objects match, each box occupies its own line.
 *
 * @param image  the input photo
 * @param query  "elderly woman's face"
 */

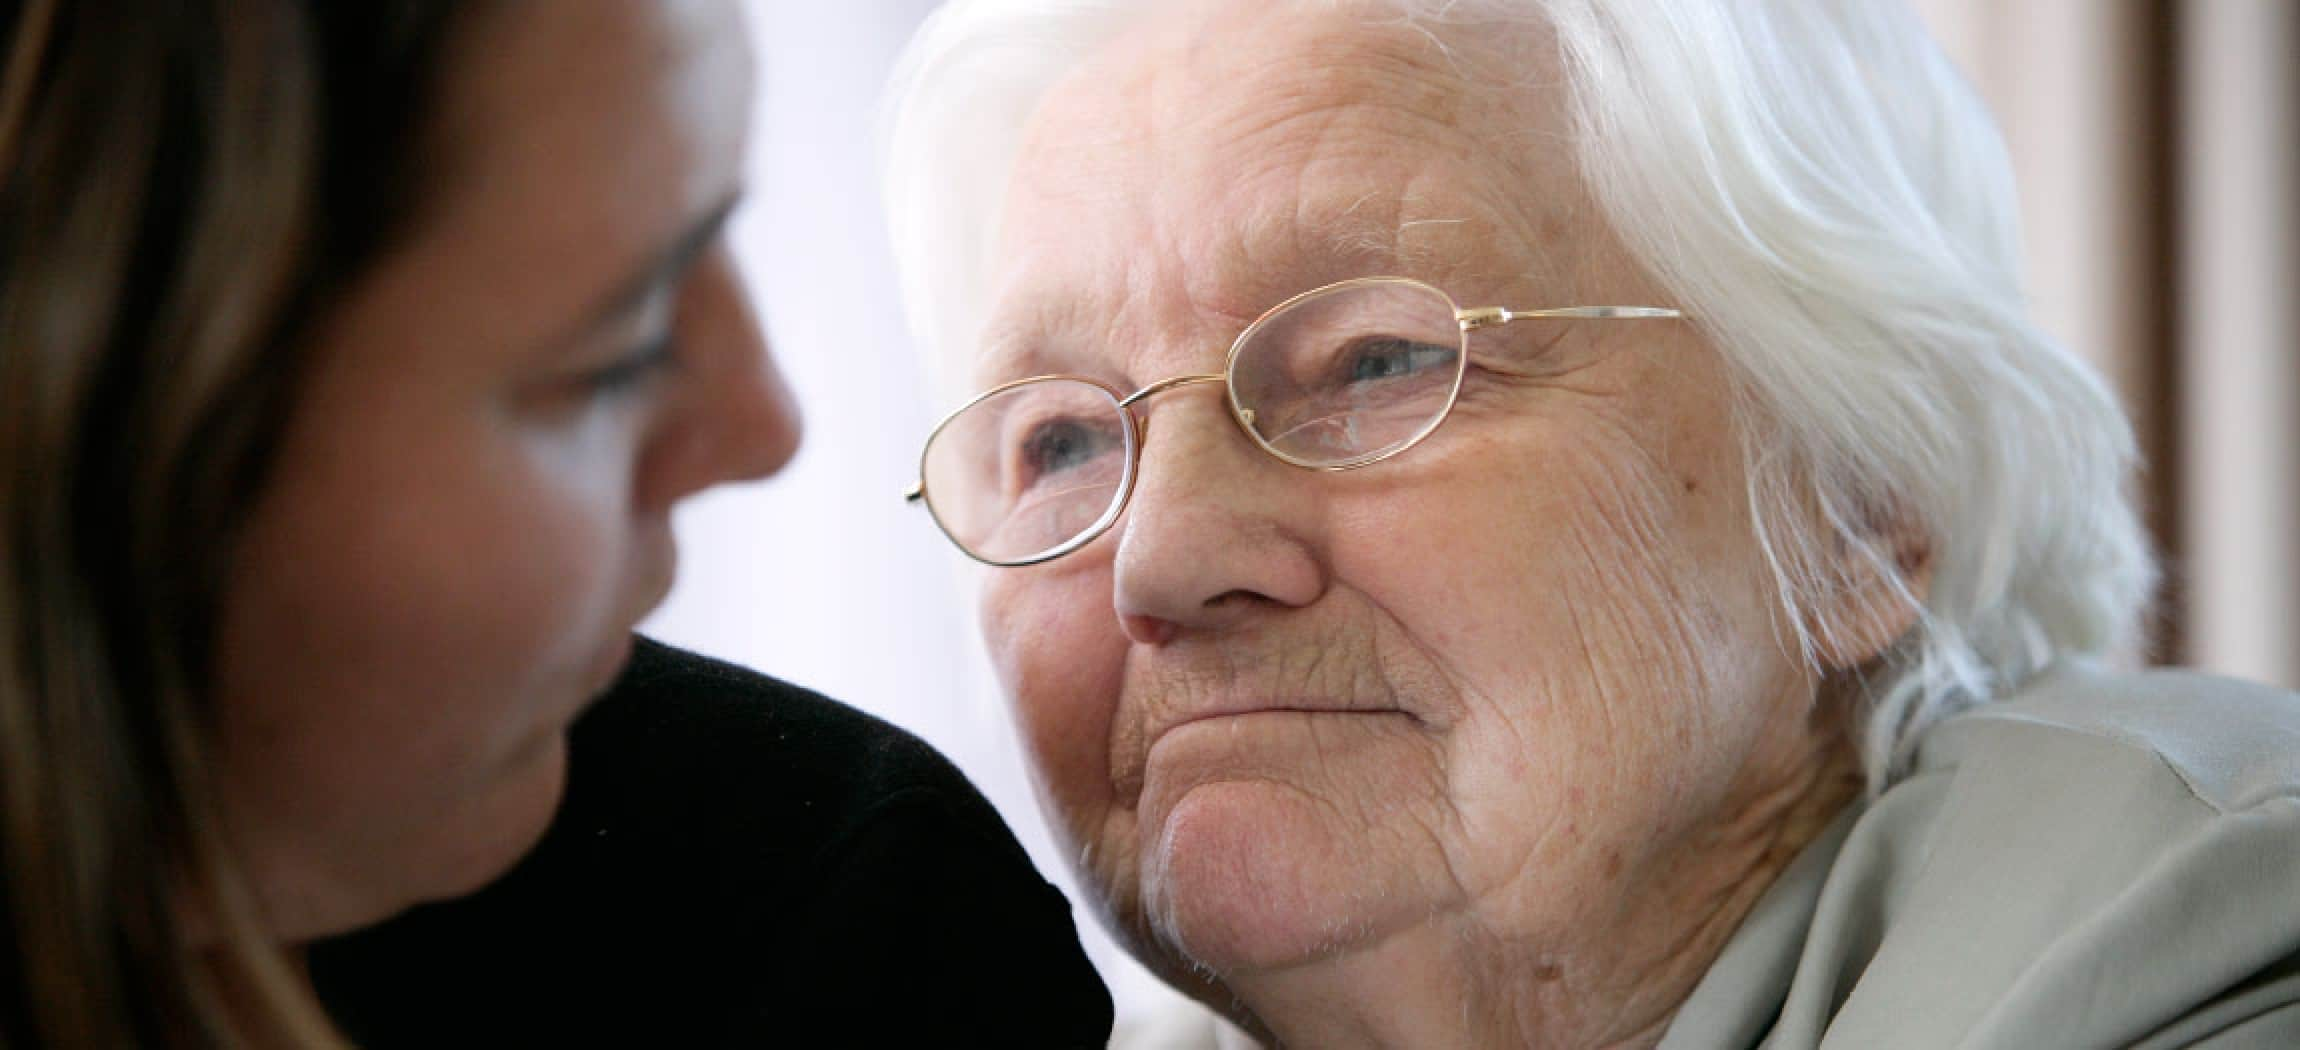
xmin=978 ymin=3 xmax=1847 ymax=1009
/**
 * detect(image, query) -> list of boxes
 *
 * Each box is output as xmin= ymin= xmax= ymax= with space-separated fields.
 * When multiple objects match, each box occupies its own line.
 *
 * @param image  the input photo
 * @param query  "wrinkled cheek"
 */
xmin=981 ymin=571 xmax=1128 ymax=844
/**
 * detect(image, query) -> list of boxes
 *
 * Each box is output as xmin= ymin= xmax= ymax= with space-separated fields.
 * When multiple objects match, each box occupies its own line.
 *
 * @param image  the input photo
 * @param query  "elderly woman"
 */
xmin=883 ymin=0 xmax=2300 ymax=1046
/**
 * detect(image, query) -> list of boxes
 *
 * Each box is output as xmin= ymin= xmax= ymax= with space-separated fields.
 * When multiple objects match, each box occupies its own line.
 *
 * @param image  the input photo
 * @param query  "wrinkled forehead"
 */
xmin=983 ymin=2 xmax=1600 ymax=381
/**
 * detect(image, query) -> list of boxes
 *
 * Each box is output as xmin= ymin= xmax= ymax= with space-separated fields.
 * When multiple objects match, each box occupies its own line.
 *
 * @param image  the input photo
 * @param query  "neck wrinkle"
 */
xmin=1595 ymin=731 xmax=1862 ymax=1048
xmin=1238 ymin=713 xmax=1862 ymax=1049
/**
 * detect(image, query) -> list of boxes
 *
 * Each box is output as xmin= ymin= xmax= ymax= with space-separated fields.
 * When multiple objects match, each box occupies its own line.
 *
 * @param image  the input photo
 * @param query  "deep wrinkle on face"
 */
xmin=212 ymin=0 xmax=798 ymax=944
xmin=977 ymin=4 xmax=1861 ymax=1046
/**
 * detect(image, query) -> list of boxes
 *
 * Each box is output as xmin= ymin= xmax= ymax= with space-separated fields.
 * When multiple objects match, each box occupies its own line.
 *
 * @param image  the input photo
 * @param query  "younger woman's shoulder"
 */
xmin=313 ymin=637 xmax=1113 ymax=1048
xmin=586 ymin=636 xmax=992 ymax=824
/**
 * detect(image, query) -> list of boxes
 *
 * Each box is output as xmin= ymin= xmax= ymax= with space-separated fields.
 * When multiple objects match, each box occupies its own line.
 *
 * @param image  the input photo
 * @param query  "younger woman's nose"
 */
xmin=640 ymin=251 xmax=802 ymax=512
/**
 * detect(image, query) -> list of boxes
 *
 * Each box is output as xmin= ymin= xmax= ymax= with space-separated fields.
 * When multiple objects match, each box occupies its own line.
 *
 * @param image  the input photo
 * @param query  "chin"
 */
xmin=422 ymin=730 xmax=571 ymax=905
xmin=1140 ymin=779 xmax=1419 ymax=974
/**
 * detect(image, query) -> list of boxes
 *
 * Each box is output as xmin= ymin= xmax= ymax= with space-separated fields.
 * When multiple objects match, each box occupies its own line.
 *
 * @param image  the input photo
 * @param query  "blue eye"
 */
xmin=1019 ymin=418 xmax=1118 ymax=478
xmin=1346 ymin=338 xmax=1457 ymax=383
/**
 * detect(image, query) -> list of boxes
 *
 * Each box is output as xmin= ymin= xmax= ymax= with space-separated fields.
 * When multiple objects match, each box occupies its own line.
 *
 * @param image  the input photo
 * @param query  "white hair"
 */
xmin=882 ymin=0 xmax=2157 ymax=792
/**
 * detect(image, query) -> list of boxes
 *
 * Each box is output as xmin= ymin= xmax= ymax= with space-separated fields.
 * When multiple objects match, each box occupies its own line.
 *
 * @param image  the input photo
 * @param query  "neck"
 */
xmin=1211 ymin=711 xmax=1862 ymax=1049
xmin=202 ymin=941 xmax=329 ymax=1047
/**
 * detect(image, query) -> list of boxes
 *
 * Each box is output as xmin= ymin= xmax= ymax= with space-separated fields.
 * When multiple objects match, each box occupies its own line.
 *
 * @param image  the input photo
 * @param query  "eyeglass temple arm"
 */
xmin=1457 ymin=305 xmax=1682 ymax=331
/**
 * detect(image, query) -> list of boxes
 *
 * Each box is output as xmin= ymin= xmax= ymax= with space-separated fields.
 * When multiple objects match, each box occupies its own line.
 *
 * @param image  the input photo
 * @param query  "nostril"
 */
xmin=1119 ymin=613 xmax=1179 ymax=646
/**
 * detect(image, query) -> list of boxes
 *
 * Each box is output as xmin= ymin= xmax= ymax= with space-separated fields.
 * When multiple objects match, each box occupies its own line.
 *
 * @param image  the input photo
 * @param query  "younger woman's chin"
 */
xmin=248 ymin=733 xmax=570 ymax=944
xmin=419 ymin=731 xmax=571 ymax=906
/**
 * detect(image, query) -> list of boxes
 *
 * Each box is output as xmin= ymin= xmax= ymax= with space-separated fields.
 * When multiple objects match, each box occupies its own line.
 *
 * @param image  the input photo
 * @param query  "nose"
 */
xmin=1110 ymin=389 xmax=1325 ymax=645
xmin=639 ymin=249 xmax=803 ymax=512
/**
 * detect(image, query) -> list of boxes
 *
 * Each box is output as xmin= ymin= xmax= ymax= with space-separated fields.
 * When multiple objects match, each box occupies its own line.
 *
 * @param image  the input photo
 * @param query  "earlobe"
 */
xmin=1804 ymin=511 xmax=1934 ymax=673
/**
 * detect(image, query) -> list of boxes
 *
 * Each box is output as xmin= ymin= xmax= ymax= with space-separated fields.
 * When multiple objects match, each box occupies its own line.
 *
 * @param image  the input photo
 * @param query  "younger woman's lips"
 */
xmin=584 ymin=631 xmax=638 ymax=696
xmin=586 ymin=537 xmax=677 ymax=695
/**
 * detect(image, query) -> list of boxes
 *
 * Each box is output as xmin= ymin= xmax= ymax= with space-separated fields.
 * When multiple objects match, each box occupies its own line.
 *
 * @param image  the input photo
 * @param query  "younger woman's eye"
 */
xmin=580 ymin=335 xmax=680 ymax=397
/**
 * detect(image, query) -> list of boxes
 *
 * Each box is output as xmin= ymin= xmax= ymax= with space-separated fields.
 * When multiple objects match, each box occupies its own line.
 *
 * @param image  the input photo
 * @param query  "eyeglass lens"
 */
xmin=921 ymin=280 xmax=1466 ymax=565
xmin=1228 ymin=280 xmax=1466 ymax=465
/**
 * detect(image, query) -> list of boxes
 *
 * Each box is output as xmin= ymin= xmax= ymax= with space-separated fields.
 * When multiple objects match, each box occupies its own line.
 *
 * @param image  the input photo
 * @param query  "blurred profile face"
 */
xmin=213 ymin=0 xmax=798 ymax=939
xmin=976 ymin=0 xmax=1852 ymax=1013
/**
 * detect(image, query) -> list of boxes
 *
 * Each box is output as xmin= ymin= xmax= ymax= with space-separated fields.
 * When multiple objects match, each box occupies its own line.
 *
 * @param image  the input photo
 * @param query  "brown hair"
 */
xmin=1 ymin=0 xmax=478 ymax=1044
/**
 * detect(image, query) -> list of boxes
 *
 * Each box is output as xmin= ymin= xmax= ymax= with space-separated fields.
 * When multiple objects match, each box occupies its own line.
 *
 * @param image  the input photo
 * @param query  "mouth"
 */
xmin=1161 ymin=704 xmax=1415 ymax=735
xmin=582 ymin=631 xmax=641 ymax=698
xmin=636 ymin=533 xmax=681 ymax=622
xmin=1129 ymin=698 xmax=1419 ymax=775
xmin=1112 ymin=701 xmax=1421 ymax=803
xmin=1110 ymin=627 xmax=1454 ymax=800
xmin=583 ymin=537 xmax=681 ymax=697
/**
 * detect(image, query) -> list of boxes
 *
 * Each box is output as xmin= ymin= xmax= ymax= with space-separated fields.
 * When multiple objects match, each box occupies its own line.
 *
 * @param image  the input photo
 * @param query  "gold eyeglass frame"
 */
xmin=904 ymin=276 xmax=1681 ymax=567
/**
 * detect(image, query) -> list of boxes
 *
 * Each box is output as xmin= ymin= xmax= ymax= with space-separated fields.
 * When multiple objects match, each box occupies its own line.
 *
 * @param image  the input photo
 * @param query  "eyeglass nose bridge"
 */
xmin=1116 ymin=372 xmax=1226 ymax=409
xmin=900 ymin=372 xmax=1237 ymax=508
xmin=1116 ymin=372 xmax=1259 ymax=436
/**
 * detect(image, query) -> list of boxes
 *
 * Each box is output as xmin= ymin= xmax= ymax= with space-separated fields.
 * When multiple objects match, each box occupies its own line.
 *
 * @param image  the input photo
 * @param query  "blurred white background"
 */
xmin=648 ymin=1 xmax=2295 ymax=1042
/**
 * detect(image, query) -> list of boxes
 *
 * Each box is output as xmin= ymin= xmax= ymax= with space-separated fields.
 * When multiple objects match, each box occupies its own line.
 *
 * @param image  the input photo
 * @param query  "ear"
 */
xmin=1802 ymin=503 xmax=1934 ymax=672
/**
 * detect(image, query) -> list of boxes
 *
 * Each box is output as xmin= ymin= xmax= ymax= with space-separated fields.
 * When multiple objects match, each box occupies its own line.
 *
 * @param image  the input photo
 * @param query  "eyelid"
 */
xmin=535 ymin=193 xmax=741 ymax=372
xmin=565 ymin=271 xmax=682 ymax=372
xmin=596 ymin=196 xmax=742 ymax=322
xmin=580 ymin=334 xmax=680 ymax=393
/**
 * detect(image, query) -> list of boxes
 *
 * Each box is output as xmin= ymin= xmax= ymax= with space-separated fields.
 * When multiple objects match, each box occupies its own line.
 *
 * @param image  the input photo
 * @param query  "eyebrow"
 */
xmin=563 ymin=190 xmax=746 ymax=341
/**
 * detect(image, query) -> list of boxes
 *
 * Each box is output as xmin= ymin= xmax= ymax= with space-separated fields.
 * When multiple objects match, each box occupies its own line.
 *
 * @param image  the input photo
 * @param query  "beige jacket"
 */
xmin=1663 ymin=663 xmax=2300 ymax=1049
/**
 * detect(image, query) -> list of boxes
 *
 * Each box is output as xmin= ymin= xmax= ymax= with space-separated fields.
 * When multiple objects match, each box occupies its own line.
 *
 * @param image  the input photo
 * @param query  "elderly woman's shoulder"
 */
xmin=1781 ymin=663 xmax=2300 ymax=1049
xmin=1923 ymin=660 xmax=2300 ymax=813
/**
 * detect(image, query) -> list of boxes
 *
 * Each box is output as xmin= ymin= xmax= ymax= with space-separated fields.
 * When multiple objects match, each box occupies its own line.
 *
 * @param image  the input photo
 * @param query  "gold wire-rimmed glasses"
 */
xmin=905 ymin=276 xmax=1681 ymax=567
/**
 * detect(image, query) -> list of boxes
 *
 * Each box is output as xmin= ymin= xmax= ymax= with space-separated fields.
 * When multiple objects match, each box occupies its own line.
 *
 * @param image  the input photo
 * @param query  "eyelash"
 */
xmin=581 ymin=335 xmax=680 ymax=396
